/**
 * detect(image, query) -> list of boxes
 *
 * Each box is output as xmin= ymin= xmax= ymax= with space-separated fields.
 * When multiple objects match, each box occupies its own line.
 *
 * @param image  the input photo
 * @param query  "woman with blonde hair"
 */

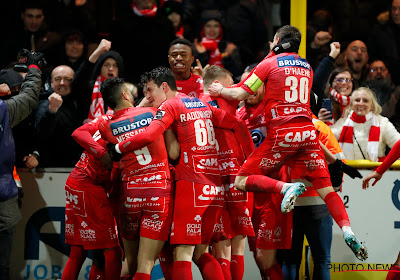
xmin=331 ymin=87 xmax=400 ymax=161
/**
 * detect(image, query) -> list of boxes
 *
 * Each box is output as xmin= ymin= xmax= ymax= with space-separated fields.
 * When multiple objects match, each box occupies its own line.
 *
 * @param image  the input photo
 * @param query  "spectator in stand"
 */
xmin=0 ymin=2 xmax=61 ymax=69
xmin=55 ymin=30 xmax=87 ymax=72
xmin=111 ymin=0 xmax=176 ymax=84
xmin=194 ymin=10 xmax=242 ymax=80
xmin=331 ymin=87 xmax=400 ymax=161
xmin=306 ymin=9 xmax=334 ymax=70
xmin=0 ymin=69 xmax=39 ymax=169
xmin=73 ymin=39 xmax=124 ymax=122
xmin=35 ymin=65 xmax=82 ymax=167
xmin=318 ymin=68 xmax=355 ymax=125
xmin=337 ymin=40 xmax=369 ymax=88
xmin=368 ymin=0 xmax=400 ymax=85
xmin=158 ymin=1 xmax=186 ymax=39
xmin=362 ymin=59 xmax=400 ymax=119
xmin=0 ymin=52 xmax=43 ymax=280
xmin=312 ymin=42 xmax=341 ymax=115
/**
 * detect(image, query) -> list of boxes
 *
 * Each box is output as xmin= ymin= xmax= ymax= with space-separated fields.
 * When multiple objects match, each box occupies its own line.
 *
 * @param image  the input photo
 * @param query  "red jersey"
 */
xmin=201 ymin=95 xmax=245 ymax=176
xmin=238 ymin=52 xmax=313 ymax=127
xmin=176 ymin=73 xmax=203 ymax=98
xmin=236 ymin=99 xmax=268 ymax=149
xmin=71 ymin=115 xmax=112 ymax=187
xmin=117 ymin=93 xmax=253 ymax=186
xmin=99 ymin=107 xmax=171 ymax=197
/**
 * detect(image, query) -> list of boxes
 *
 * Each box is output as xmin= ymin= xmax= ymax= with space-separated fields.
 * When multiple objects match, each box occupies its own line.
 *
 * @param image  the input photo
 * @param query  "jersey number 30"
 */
xmin=285 ymin=76 xmax=309 ymax=104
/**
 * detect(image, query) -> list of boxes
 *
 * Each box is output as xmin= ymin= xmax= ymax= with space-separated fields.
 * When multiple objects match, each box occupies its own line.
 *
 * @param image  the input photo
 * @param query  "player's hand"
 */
xmin=48 ymin=92 xmax=63 ymax=113
xmin=318 ymin=108 xmax=332 ymax=123
xmin=208 ymin=81 xmax=224 ymax=97
xmin=329 ymin=42 xmax=341 ymax=59
xmin=310 ymin=31 xmax=332 ymax=49
xmin=23 ymin=154 xmax=39 ymax=169
xmin=362 ymin=171 xmax=382 ymax=189
xmin=0 ymin=83 xmax=11 ymax=96
xmin=100 ymin=152 xmax=113 ymax=170
xmin=107 ymin=143 xmax=122 ymax=162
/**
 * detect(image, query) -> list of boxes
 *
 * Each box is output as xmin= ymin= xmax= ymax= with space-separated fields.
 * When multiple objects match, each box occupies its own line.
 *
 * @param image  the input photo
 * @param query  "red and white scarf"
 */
xmin=87 ymin=75 xmax=114 ymax=121
xmin=330 ymin=87 xmax=350 ymax=107
xmin=132 ymin=3 xmax=157 ymax=17
xmin=338 ymin=111 xmax=380 ymax=162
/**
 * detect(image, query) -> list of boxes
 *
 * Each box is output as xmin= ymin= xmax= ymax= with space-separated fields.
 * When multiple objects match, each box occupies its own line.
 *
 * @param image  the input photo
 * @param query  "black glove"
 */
xmin=329 ymin=159 xmax=362 ymax=179
xmin=26 ymin=51 xmax=46 ymax=70
xmin=107 ymin=143 xmax=122 ymax=162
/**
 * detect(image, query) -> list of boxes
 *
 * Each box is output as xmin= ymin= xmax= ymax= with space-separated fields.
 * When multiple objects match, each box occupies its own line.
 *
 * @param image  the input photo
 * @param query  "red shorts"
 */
xmin=65 ymin=176 xmax=119 ymax=250
xmin=117 ymin=191 xmax=173 ymax=241
xmin=170 ymin=180 xmax=224 ymax=245
xmin=248 ymin=192 xmax=293 ymax=251
xmin=221 ymin=177 xmax=254 ymax=238
xmin=238 ymin=119 xmax=331 ymax=189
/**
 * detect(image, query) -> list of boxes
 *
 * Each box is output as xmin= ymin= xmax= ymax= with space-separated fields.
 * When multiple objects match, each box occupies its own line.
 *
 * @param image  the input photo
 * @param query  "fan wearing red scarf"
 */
xmin=331 ymin=87 xmax=400 ymax=161
xmin=208 ymin=25 xmax=368 ymax=273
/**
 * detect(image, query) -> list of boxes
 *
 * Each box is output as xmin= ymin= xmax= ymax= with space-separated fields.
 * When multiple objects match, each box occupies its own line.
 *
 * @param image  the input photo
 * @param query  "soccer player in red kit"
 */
xmin=107 ymin=67 xmax=253 ymax=280
xmin=236 ymin=65 xmax=294 ymax=279
xmin=169 ymin=38 xmax=204 ymax=98
xmin=201 ymin=65 xmax=254 ymax=280
xmin=63 ymin=115 xmax=121 ymax=280
xmin=97 ymin=78 xmax=179 ymax=280
xmin=208 ymin=25 xmax=368 ymax=263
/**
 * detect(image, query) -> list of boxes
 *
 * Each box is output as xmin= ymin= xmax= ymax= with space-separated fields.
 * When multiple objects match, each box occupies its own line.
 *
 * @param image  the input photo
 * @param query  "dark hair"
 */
xmin=326 ymin=67 xmax=354 ymax=121
xmin=22 ymin=1 xmax=44 ymax=12
xmin=169 ymin=38 xmax=195 ymax=56
xmin=203 ymin=65 xmax=232 ymax=90
xmin=140 ymin=66 xmax=177 ymax=91
xmin=100 ymin=77 xmax=126 ymax=109
xmin=309 ymin=9 xmax=332 ymax=32
xmin=275 ymin=25 xmax=302 ymax=42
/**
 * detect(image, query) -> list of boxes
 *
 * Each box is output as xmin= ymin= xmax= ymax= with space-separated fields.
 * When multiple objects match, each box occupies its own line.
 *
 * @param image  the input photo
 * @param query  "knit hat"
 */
xmin=0 ymin=69 xmax=23 ymax=89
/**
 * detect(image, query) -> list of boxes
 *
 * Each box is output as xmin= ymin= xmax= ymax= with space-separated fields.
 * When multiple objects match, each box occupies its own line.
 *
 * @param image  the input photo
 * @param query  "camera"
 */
xmin=13 ymin=49 xmax=46 ymax=72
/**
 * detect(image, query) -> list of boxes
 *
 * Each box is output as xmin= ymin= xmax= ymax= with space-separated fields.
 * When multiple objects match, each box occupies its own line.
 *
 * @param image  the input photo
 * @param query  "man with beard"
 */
xmin=363 ymin=59 xmax=400 ymax=119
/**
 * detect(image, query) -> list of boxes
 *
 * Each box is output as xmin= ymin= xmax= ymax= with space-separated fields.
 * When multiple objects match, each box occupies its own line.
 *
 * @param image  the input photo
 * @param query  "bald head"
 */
xmin=51 ymin=65 xmax=74 ymax=96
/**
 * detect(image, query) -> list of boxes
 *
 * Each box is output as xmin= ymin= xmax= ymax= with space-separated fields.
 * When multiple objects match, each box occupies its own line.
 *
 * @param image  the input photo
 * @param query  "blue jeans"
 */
xmin=281 ymin=206 xmax=333 ymax=280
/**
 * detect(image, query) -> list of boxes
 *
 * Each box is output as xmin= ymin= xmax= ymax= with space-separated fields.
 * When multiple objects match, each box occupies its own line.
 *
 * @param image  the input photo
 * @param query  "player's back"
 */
xmin=155 ymin=93 xmax=221 ymax=186
xmin=100 ymin=107 xmax=171 ymax=196
xmin=253 ymin=52 xmax=314 ymax=126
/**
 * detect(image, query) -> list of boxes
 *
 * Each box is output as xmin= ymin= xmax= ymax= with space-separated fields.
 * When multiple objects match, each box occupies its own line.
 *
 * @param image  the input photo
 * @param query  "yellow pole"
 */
xmin=290 ymin=0 xmax=307 ymax=58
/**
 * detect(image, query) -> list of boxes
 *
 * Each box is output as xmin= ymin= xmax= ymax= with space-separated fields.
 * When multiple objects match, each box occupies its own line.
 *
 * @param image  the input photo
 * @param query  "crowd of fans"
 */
xmin=2 ymin=0 xmax=400 ymax=279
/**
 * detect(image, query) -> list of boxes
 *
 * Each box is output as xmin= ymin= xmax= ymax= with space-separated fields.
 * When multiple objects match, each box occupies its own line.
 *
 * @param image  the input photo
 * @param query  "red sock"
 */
xmin=159 ymin=245 xmax=174 ymax=280
xmin=172 ymin=261 xmax=192 ymax=280
xmin=62 ymin=245 xmax=87 ymax=279
xmin=231 ymin=255 xmax=244 ymax=280
xmin=133 ymin=272 xmax=151 ymax=280
xmin=324 ymin=192 xmax=350 ymax=228
xmin=261 ymin=262 xmax=283 ymax=280
xmin=104 ymin=247 xmax=123 ymax=280
xmin=89 ymin=263 xmax=105 ymax=280
xmin=217 ymin=258 xmax=231 ymax=280
xmin=195 ymin=253 xmax=225 ymax=280
xmin=387 ymin=264 xmax=400 ymax=280
xmin=245 ymin=175 xmax=285 ymax=193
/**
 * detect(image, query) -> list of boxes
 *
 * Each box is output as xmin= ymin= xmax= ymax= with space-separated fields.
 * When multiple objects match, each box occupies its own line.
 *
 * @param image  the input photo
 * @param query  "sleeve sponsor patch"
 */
xmin=154 ymin=110 xmax=166 ymax=120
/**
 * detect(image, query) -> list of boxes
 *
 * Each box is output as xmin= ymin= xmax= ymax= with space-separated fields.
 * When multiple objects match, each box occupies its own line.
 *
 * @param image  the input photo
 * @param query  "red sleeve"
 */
xmin=376 ymin=139 xmax=400 ymax=174
xmin=72 ymin=120 xmax=107 ymax=160
xmin=210 ymin=106 xmax=255 ymax=158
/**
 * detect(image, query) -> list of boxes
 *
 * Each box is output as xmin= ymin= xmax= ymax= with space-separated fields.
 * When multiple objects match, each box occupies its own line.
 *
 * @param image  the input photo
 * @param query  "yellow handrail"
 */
xmin=346 ymin=160 xmax=400 ymax=169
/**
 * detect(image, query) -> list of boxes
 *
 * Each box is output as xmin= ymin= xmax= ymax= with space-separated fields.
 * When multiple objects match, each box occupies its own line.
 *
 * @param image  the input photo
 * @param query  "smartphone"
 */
xmin=322 ymin=98 xmax=332 ymax=112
